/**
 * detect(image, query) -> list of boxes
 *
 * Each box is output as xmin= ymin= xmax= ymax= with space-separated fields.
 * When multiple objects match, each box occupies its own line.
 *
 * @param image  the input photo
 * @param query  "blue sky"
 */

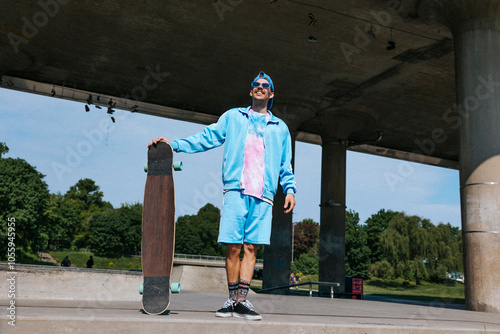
xmin=0 ymin=88 xmax=462 ymax=228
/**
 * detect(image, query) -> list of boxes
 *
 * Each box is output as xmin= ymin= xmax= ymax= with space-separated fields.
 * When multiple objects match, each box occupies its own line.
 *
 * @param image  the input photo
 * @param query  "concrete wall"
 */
xmin=0 ymin=264 xmax=228 ymax=301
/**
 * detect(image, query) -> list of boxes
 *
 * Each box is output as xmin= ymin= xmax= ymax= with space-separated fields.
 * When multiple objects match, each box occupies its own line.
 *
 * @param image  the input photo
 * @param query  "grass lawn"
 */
xmin=252 ymin=275 xmax=465 ymax=305
xmin=14 ymin=252 xmax=58 ymax=266
xmin=50 ymin=251 xmax=142 ymax=271
xmin=364 ymin=277 xmax=465 ymax=304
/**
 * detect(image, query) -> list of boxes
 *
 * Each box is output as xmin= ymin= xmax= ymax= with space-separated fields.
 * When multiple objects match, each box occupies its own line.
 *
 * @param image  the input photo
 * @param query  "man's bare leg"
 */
xmin=231 ymin=243 xmax=262 ymax=320
xmin=239 ymin=243 xmax=258 ymax=282
xmin=226 ymin=243 xmax=242 ymax=283
xmin=215 ymin=244 xmax=242 ymax=317
xmin=234 ymin=243 xmax=257 ymax=303
xmin=225 ymin=243 xmax=258 ymax=301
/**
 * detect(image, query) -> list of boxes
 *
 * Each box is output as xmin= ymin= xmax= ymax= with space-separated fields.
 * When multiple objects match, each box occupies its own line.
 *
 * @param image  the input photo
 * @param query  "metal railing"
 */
xmin=259 ymin=281 xmax=340 ymax=298
xmin=174 ymin=253 xmax=264 ymax=266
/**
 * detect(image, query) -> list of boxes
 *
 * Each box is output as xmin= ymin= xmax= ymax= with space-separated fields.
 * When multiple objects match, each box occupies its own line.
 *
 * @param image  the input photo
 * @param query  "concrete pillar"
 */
xmin=318 ymin=140 xmax=346 ymax=295
xmin=263 ymin=104 xmax=315 ymax=292
xmin=454 ymin=6 xmax=500 ymax=314
xmin=419 ymin=0 xmax=500 ymax=313
xmin=299 ymin=108 xmax=375 ymax=296
xmin=263 ymin=132 xmax=297 ymax=292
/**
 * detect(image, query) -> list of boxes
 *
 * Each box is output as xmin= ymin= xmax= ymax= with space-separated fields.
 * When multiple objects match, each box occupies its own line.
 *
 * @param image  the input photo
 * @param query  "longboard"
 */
xmin=141 ymin=141 xmax=181 ymax=315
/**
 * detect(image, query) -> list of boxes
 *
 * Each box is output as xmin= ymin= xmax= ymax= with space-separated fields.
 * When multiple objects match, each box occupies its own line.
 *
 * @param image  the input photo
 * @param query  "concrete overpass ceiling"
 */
xmin=1 ymin=0 xmax=458 ymax=166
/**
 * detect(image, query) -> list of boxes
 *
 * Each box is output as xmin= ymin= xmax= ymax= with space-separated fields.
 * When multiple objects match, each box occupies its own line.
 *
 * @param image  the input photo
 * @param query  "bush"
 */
xmin=88 ymin=212 xmax=125 ymax=257
xmin=293 ymin=253 xmax=318 ymax=275
xmin=370 ymin=260 xmax=394 ymax=279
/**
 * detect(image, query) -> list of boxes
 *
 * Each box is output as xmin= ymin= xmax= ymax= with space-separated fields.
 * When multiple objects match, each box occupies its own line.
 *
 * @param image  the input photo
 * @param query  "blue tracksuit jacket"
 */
xmin=171 ymin=106 xmax=296 ymax=201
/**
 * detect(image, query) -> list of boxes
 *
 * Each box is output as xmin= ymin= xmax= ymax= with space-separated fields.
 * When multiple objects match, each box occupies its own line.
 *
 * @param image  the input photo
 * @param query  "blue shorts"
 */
xmin=218 ymin=190 xmax=273 ymax=245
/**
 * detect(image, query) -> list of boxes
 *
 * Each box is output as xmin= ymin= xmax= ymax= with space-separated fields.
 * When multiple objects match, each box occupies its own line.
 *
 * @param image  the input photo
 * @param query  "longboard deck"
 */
xmin=142 ymin=141 xmax=175 ymax=315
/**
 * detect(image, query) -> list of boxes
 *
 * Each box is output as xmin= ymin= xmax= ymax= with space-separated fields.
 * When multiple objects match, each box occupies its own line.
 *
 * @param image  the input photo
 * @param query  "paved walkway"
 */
xmin=38 ymin=253 xmax=57 ymax=264
xmin=2 ymin=292 xmax=500 ymax=334
xmin=1 ymin=264 xmax=499 ymax=333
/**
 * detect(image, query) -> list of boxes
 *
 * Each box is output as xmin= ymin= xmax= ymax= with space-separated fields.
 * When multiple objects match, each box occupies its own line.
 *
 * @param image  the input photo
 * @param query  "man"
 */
xmin=86 ymin=255 xmax=94 ymax=268
xmin=60 ymin=256 xmax=71 ymax=267
xmin=149 ymin=71 xmax=296 ymax=320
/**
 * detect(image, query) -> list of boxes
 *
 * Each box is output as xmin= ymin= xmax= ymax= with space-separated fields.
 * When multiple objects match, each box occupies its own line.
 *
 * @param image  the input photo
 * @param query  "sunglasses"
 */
xmin=252 ymin=82 xmax=271 ymax=89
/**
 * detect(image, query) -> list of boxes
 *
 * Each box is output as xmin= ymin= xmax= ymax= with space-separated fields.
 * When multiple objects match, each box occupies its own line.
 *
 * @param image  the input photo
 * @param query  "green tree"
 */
xmin=345 ymin=210 xmax=371 ymax=278
xmin=0 ymin=142 xmax=9 ymax=157
xmin=46 ymin=193 xmax=81 ymax=249
xmin=292 ymin=218 xmax=319 ymax=260
xmin=175 ymin=203 xmax=225 ymax=256
xmin=370 ymin=259 xmax=394 ymax=279
xmin=88 ymin=203 xmax=142 ymax=256
xmin=175 ymin=217 xmax=204 ymax=254
xmin=88 ymin=211 xmax=124 ymax=256
xmin=291 ymin=252 xmax=319 ymax=275
xmin=116 ymin=203 xmax=143 ymax=254
xmin=0 ymin=156 xmax=50 ymax=258
xmin=426 ymin=223 xmax=463 ymax=280
xmin=65 ymin=178 xmax=111 ymax=214
xmin=364 ymin=209 xmax=397 ymax=264
xmin=380 ymin=213 xmax=412 ymax=278
xmin=377 ymin=212 xmax=462 ymax=282
xmin=64 ymin=178 xmax=112 ymax=247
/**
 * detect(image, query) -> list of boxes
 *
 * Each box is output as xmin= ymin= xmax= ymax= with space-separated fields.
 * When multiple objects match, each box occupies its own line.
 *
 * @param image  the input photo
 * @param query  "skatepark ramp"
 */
xmin=0 ymin=263 xmax=228 ymax=302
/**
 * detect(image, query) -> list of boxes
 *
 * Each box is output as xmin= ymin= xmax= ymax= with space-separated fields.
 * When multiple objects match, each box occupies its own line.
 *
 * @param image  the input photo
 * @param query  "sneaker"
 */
xmin=232 ymin=300 xmax=262 ymax=320
xmin=215 ymin=299 xmax=234 ymax=318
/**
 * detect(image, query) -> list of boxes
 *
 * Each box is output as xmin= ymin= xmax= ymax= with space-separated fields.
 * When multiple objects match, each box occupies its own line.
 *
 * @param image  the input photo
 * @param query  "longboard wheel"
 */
xmin=171 ymin=282 xmax=181 ymax=293
xmin=144 ymin=162 xmax=148 ymax=173
xmin=139 ymin=283 xmax=143 ymax=295
xmin=173 ymin=161 xmax=182 ymax=171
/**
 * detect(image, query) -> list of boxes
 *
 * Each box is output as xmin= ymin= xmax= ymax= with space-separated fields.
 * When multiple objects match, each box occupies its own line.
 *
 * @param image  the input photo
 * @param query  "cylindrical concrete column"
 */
xmin=262 ymin=103 xmax=315 ymax=292
xmin=419 ymin=0 xmax=500 ymax=313
xmin=318 ymin=140 xmax=346 ymax=295
xmin=262 ymin=131 xmax=297 ymax=292
xmin=456 ymin=16 xmax=500 ymax=314
xmin=300 ymin=108 xmax=373 ymax=297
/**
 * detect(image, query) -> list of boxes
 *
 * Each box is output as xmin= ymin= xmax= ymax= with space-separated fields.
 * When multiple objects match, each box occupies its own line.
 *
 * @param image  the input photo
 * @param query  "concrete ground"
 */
xmin=3 ymin=291 xmax=500 ymax=333
xmin=1 ymin=264 xmax=500 ymax=333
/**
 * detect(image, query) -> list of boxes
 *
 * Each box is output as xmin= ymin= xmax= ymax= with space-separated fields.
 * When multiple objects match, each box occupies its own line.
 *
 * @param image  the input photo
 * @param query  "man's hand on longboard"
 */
xmin=148 ymin=136 xmax=170 ymax=148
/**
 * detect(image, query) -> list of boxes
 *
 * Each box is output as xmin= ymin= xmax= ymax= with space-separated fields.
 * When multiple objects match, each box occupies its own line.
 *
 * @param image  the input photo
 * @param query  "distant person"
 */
xmin=86 ymin=256 xmax=94 ymax=268
xmin=61 ymin=256 xmax=71 ymax=267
